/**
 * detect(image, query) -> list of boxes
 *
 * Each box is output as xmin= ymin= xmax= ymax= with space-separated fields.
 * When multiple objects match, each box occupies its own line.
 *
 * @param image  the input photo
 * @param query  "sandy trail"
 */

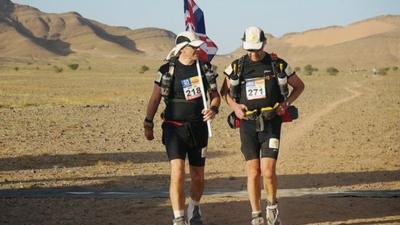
xmin=283 ymin=81 xmax=363 ymax=148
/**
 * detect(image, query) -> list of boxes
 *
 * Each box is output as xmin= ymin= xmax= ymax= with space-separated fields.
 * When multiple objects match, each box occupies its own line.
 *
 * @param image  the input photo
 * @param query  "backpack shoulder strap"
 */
xmin=168 ymin=56 xmax=178 ymax=76
xmin=235 ymin=55 xmax=246 ymax=79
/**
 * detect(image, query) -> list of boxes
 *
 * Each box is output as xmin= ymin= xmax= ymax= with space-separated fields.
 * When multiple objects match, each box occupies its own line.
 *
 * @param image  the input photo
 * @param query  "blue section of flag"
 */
xmin=184 ymin=0 xmax=217 ymax=62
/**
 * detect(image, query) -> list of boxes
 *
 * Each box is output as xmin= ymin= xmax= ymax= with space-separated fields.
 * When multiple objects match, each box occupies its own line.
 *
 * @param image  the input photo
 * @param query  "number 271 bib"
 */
xmin=181 ymin=76 xmax=202 ymax=100
xmin=246 ymin=78 xmax=266 ymax=100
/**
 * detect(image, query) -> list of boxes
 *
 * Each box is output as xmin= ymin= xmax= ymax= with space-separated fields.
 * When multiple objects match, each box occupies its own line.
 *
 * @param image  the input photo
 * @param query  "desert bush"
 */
xmin=377 ymin=68 xmax=387 ymax=75
xmin=304 ymin=64 xmax=316 ymax=75
xmin=53 ymin=66 xmax=63 ymax=73
xmin=392 ymin=66 xmax=398 ymax=71
xmin=139 ymin=65 xmax=149 ymax=74
xmin=294 ymin=67 xmax=301 ymax=72
xmin=88 ymin=66 xmax=92 ymax=70
xmin=326 ymin=67 xmax=339 ymax=76
xmin=68 ymin=63 xmax=79 ymax=70
xmin=14 ymin=67 xmax=19 ymax=71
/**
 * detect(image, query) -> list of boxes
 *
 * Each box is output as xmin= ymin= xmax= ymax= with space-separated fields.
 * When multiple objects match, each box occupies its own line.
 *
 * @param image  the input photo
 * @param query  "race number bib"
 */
xmin=181 ymin=76 xmax=202 ymax=100
xmin=246 ymin=78 xmax=266 ymax=100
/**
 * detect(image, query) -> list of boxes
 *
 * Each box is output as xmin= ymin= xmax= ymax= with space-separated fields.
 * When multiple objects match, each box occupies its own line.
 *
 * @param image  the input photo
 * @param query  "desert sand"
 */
xmin=0 ymin=61 xmax=399 ymax=224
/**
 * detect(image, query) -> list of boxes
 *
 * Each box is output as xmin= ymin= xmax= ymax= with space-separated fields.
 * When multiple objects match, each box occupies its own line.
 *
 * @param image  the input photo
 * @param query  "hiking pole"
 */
xmin=196 ymin=60 xmax=212 ymax=137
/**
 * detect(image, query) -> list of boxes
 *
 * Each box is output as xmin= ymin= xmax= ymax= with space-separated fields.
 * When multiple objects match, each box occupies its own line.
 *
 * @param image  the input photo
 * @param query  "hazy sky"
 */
xmin=12 ymin=0 xmax=400 ymax=54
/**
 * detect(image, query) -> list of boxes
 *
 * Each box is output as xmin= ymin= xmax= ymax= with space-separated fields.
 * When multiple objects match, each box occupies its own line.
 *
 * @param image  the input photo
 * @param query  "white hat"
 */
xmin=166 ymin=31 xmax=204 ymax=60
xmin=242 ymin=26 xmax=266 ymax=51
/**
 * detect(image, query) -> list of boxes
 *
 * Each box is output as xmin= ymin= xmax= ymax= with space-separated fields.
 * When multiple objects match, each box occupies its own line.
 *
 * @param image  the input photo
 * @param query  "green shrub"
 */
xmin=326 ymin=67 xmax=339 ymax=76
xmin=68 ymin=63 xmax=79 ymax=70
xmin=377 ymin=68 xmax=387 ymax=75
xmin=304 ymin=64 xmax=314 ymax=75
xmin=392 ymin=66 xmax=398 ymax=71
xmin=139 ymin=65 xmax=149 ymax=74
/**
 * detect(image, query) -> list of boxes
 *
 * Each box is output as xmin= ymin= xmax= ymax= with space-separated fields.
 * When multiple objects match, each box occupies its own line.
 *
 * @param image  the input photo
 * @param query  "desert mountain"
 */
xmin=0 ymin=0 xmax=175 ymax=58
xmin=232 ymin=15 xmax=400 ymax=70
xmin=1 ymin=0 xmax=399 ymax=70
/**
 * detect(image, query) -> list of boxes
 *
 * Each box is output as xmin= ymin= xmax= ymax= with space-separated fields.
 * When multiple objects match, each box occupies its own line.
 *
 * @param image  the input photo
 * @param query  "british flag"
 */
xmin=184 ymin=0 xmax=218 ymax=62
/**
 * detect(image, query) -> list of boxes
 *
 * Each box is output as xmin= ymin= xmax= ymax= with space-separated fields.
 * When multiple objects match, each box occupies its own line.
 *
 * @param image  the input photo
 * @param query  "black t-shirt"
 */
xmin=156 ymin=60 xmax=209 ymax=121
xmin=224 ymin=53 xmax=295 ymax=111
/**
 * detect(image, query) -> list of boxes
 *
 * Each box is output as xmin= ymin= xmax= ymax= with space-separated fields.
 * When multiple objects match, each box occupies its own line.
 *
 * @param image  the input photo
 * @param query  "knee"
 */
xmin=191 ymin=173 xmax=204 ymax=184
xmin=262 ymin=168 xmax=276 ymax=180
xmin=171 ymin=171 xmax=184 ymax=184
xmin=171 ymin=165 xmax=185 ymax=183
xmin=248 ymin=166 xmax=261 ymax=179
xmin=190 ymin=169 xmax=204 ymax=184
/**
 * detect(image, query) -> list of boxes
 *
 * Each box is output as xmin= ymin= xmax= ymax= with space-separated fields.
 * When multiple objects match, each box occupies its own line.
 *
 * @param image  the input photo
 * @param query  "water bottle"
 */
xmin=160 ymin=73 xmax=172 ymax=97
xmin=229 ymin=73 xmax=240 ymax=101
xmin=205 ymin=68 xmax=217 ymax=91
xmin=277 ymin=64 xmax=288 ymax=98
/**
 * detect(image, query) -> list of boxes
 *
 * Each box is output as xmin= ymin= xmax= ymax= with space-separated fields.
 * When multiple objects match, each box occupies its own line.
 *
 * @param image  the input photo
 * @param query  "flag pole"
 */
xmin=196 ymin=60 xmax=212 ymax=137
xmin=185 ymin=0 xmax=213 ymax=137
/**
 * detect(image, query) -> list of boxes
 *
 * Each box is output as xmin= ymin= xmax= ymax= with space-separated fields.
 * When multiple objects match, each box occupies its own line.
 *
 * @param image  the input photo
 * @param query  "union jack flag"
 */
xmin=184 ymin=0 xmax=218 ymax=62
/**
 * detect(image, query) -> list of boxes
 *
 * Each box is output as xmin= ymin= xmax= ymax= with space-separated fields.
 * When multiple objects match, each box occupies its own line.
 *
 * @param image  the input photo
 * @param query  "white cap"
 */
xmin=242 ymin=26 xmax=266 ymax=51
xmin=166 ymin=31 xmax=204 ymax=60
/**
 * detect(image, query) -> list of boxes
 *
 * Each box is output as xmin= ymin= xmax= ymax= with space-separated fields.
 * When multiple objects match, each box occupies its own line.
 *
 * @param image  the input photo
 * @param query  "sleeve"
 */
xmin=278 ymin=58 xmax=296 ymax=78
xmin=223 ymin=59 xmax=238 ymax=78
xmin=154 ymin=63 xmax=169 ymax=86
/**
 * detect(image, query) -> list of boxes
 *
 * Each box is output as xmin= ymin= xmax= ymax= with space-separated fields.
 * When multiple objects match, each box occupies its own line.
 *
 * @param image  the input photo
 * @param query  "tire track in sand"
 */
xmin=282 ymin=82 xmax=362 ymax=148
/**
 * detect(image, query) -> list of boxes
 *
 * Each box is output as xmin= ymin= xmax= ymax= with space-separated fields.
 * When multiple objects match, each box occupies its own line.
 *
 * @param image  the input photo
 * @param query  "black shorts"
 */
xmin=239 ymin=117 xmax=282 ymax=160
xmin=162 ymin=121 xmax=208 ymax=167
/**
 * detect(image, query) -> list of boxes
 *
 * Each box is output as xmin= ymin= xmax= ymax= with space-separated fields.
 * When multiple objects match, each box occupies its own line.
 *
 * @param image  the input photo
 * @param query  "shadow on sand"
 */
xmin=0 ymin=170 xmax=399 ymax=225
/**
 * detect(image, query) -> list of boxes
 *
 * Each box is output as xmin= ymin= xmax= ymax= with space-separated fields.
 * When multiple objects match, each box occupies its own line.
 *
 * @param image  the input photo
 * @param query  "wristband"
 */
xmin=144 ymin=117 xmax=154 ymax=129
xmin=210 ymin=105 xmax=219 ymax=114
xmin=144 ymin=117 xmax=153 ymax=123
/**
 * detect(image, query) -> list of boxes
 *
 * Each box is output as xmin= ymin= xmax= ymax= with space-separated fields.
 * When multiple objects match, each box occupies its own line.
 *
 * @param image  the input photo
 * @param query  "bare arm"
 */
xmin=286 ymin=74 xmax=305 ymax=105
xmin=202 ymin=88 xmax=221 ymax=121
xmin=144 ymin=84 xmax=162 ymax=140
xmin=276 ymin=73 xmax=305 ymax=115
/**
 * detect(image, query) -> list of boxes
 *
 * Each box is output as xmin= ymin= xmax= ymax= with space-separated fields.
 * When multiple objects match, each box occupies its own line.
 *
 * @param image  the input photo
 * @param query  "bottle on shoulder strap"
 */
xmin=203 ymin=63 xmax=218 ymax=91
xmin=229 ymin=56 xmax=245 ymax=102
xmin=160 ymin=57 xmax=177 ymax=100
xmin=276 ymin=63 xmax=289 ymax=98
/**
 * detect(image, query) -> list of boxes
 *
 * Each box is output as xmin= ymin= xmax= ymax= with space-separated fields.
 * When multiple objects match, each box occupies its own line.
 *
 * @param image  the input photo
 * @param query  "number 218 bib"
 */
xmin=181 ymin=76 xmax=202 ymax=100
xmin=246 ymin=78 xmax=266 ymax=100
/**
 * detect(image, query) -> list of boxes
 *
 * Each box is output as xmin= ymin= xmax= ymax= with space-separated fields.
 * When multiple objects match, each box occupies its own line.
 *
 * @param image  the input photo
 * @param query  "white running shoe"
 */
xmin=266 ymin=204 xmax=281 ymax=225
xmin=251 ymin=215 xmax=265 ymax=225
xmin=173 ymin=216 xmax=187 ymax=225
xmin=187 ymin=203 xmax=203 ymax=225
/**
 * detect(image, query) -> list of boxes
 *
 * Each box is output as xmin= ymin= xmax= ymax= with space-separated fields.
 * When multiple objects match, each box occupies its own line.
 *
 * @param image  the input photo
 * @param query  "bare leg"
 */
xmin=246 ymin=159 xmax=262 ymax=212
xmin=189 ymin=165 xmax=205 ymax=201
xmin=170 ymin=159 xmax=186 ymax=212
xmin=261 ymin=158 xmax=277 ymax=204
